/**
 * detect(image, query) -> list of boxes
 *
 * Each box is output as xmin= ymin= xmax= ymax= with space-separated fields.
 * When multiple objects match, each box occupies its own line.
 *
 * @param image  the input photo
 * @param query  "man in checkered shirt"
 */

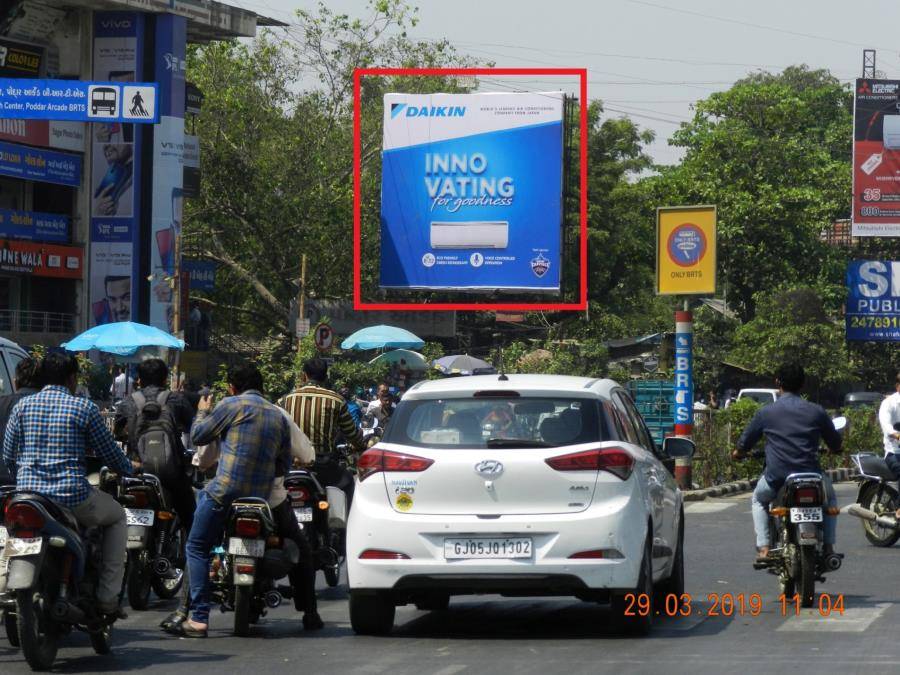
xmin=3 ymin=352 xmax=133 ymax=616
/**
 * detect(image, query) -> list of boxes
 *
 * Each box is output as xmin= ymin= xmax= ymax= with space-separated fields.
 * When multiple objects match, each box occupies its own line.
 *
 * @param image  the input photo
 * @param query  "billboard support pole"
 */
xmin=673 ymin=301 xmax=693 ymax=490
xmin=297 ymin=253 xmax=307 ymax=351
xmin=863 ymin=49 xmax=876 ymax=79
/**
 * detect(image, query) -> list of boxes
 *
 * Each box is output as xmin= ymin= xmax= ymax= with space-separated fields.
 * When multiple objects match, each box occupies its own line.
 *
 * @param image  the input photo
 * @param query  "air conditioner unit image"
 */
xmin=884 ymin=115 xmax=900 ymax=150
xmin=429 ymin=221 xmax=509 ymax=249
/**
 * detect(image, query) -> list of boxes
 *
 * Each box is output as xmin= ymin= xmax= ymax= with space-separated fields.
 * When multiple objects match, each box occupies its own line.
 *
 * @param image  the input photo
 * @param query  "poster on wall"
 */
xmin=852 ymin=79 xmax=900 ymax=236
xmin=89 ymin=12 xmax=143 ymax=325
xmin=379 ymin=92 xmax=564 ymax=292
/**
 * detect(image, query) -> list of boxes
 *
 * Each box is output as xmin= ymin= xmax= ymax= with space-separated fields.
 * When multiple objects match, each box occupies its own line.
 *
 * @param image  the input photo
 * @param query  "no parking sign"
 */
xmin=314 ymin=323 xmax=334 ymax=352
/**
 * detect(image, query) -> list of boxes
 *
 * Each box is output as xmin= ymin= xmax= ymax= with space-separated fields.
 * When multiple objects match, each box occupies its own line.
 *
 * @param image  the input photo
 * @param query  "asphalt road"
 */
xmin=2 ymin=482 xmax=899 ymax=674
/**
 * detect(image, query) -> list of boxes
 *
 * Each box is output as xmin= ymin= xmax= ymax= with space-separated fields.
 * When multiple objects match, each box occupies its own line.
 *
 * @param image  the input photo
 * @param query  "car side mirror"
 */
xmin=662 ymin=436 xmax=696 ymax=459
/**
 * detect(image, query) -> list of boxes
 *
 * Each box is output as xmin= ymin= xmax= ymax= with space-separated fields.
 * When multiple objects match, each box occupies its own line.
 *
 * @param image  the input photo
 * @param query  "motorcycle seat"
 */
xmin=856 ymin=453 xmax=897 ymax=481
xmin=8 ymin=492 xmax=80 ymax=532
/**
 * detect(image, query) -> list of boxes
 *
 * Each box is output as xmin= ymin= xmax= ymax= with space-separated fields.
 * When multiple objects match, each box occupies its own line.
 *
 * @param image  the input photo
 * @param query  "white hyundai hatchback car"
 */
xmin=347 ymin=374 xmax=694 ymax=635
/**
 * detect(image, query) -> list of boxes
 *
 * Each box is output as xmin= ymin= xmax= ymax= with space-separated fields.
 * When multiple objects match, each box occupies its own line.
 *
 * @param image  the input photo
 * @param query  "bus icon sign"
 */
xmin=88 ymin=85 xmax=119 ymax=118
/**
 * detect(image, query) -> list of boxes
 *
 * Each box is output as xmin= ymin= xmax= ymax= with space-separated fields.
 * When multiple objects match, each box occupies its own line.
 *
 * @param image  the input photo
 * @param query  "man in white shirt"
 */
xmin=109 ymin=367 xmax=132 ymax=401
xmin=365 ymin=383 xmax=394 ymax=424
xmin=879 ymin=375 xmax=900 ymax=474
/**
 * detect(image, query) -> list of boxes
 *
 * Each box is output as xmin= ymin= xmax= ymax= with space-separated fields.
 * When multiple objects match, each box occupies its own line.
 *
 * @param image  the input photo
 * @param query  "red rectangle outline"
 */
xmin=353 ymin=67 xmax=588 ymax=312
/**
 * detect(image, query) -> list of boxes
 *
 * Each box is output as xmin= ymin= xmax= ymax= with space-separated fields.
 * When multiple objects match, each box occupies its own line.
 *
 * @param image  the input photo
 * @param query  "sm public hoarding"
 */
xmin=379 ymin=92 xmax=564 ymax=292
xmin=846 ymin=260 xmax=900 ymax=341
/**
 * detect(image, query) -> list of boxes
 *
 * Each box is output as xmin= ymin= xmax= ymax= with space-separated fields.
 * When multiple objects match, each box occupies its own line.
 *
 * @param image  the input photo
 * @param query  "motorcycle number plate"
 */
xmin=790 ymin=507 xmax=823 ymax=523
xmin=228 ymin=537 xmax=265 ymax=557
xmin=125 ymin=508 xmax=155 ymax=527
xmin=0 ymin=525 xmax=6 ymax=548
xmin=6 ymin=536 xmax=42 ymax=557
xmin=294 ymin=507 xmax=314 ymax=523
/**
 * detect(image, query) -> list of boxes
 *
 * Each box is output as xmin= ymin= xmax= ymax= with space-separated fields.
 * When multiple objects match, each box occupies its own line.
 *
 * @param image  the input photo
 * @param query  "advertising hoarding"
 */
xmin=846 ymin=260 xmax=900 ymax=341
xmin=0 ymin=77 xmax=158 ymax=123
xmin=379 ymin=92 xmax=564 ymax=292
xmin=852 ymin=79 xmax=900 ymax=237
xmin=0 ymin=140 xmax=79 ymax=186
xmin=656 ymin=205 xmax=717 ymax=296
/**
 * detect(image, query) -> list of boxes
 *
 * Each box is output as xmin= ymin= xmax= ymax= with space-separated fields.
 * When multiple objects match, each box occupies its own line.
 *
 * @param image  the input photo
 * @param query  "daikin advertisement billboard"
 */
xmin=379 ymin=92 xmax=564 ymax=291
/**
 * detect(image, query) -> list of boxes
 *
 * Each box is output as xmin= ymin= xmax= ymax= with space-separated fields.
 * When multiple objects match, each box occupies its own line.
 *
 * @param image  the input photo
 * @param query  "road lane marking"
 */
xmin=685 ymin=501 xmax=737 ymax=513
xmin=432 ymin=666 xmax=467 ymax=675
xmin=776 ymin=602 xmax=890 ymax=632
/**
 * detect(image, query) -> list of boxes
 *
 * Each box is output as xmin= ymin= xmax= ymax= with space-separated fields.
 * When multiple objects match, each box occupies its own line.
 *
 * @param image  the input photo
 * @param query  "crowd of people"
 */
xmin=0 ymin=351 xmax=393 ymax=636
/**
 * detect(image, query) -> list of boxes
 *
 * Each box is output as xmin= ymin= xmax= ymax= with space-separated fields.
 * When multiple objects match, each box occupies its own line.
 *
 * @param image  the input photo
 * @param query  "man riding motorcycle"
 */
xmin=732 ymin=363 xmax=843 ymax=562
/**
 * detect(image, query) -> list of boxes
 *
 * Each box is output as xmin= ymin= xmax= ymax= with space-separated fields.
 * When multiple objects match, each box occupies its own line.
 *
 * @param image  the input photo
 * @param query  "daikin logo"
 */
xmin=391 ymin=102 xmax=466 ymax=119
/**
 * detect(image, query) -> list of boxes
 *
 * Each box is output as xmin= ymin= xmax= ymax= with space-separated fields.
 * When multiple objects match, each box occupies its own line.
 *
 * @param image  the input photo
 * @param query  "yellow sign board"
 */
xmin=656 ymin=205 xmax=716 ymax=296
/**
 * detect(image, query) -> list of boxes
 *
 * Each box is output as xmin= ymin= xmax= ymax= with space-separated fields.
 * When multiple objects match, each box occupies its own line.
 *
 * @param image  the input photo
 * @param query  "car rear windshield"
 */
xmin=382 ymin=396 xmax=608 ymax=449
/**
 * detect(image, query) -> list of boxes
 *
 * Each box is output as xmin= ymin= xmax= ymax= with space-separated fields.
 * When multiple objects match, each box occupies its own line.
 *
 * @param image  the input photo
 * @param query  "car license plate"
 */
xmin=790 ymin=507 xmax=823 ymax=523
xmin=6 ymin=536 xmax=42 ymax=557
xmin=125 ymin=508 xmax=155 ymax=527
xmin=444 ymin=537 xmax=533 ymax=560
xmin=0 ymin=525 xmax=6 ymax=548
xmin=294 ymin=507 xmax=313 ymax=523
xmin=227 ymin=537 xmax=265 ymax=557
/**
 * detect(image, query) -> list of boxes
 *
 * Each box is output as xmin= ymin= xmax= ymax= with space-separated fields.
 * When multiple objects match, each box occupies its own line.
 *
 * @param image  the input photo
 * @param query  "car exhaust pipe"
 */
xmin=823 ymin=553 xmax=842 ymax=571
xmin=153 ymin=557 xmax=172 ymax=575
xmin=847 ymin=504 xmax=899 ymax=530
xmin=51 ymin=599 xmax=86 ymax=624
xmin=264 ymin=591 xmax=282 ymax=609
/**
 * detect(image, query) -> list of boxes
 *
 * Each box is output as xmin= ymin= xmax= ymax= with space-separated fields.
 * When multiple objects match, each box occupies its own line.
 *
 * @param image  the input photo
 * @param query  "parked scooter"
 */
xmin=2 ymin=470 xmax=124 ymax=669
xmin=744 ymin=416 xmax=847 ymax=608
xmin=121 ymin=473 xmax=186 ymax=610
xmin=214 ymin=497 xmax=299 ymax=636
xmin=284 ymin=469 xmax=347 ymax=587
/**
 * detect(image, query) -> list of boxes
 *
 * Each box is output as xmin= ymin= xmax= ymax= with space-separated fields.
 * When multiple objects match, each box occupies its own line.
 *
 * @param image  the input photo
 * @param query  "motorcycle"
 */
xmin=361 ymin=414 xmax=384 ymax=448
xmin=0 ymin=482 xmax=19 ymax=645
xmin=747 ymin=416 xmax=847 ymax=608
xmin=846 ymin=452 xmax=900 ymax=547
xmin=214 ymin=497 xmax=299 ymax=636
xmin=2 ymin=470 xmax=123 ymax=670
xmin=121 ymin=473 xmax=186 ymax=610
xmin=284 ymin=469 xmax=347 ymax=588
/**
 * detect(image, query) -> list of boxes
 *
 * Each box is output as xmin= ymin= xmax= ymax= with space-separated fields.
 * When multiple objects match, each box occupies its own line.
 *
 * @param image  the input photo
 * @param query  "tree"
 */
xmin=661 ymin=66 xmax=852 ymax=320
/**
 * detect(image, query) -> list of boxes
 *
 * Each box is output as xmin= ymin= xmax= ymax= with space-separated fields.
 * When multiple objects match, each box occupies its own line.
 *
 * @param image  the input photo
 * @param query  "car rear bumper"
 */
xmin=347 ymin=488 xmax=648 ymax=594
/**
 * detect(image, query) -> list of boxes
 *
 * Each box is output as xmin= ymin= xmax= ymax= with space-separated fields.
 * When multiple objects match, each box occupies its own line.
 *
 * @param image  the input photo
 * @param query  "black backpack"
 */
xmin=127 ymin=390 xmax=182 ymax=483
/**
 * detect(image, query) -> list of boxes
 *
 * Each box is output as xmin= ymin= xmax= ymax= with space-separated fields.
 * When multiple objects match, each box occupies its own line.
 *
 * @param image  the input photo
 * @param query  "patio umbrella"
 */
xmin=433 ymin=354 xmax=496 ymax=376
xmin=62 ymin=321 xmax=185 ymax=357
xmin=341 ymin=324 xmax=425 ymax=351
xmin=368 ymin=349 xmax=428 ymax=370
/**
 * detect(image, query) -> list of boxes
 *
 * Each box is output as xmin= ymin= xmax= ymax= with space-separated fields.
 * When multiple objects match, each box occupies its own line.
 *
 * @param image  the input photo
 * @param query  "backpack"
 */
xmin=127 ymin=390 xmax=182 ymax=483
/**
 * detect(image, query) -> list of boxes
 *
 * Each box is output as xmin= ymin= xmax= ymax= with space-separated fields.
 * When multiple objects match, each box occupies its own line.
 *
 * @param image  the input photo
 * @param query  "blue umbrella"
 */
xmin=62 ymin=321 xmax=184 ymax=357
xmin=341 ymin=325 xmax=425 ymax=351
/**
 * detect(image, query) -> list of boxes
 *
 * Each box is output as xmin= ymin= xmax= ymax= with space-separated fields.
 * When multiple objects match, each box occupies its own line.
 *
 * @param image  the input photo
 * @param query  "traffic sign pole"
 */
xmin=673 ymin=303 xmax=693 ymax=490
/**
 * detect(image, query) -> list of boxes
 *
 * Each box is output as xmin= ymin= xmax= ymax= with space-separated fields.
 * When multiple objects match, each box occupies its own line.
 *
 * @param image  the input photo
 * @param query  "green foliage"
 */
xmin=694 ymin=399 xmax=761 ymax=486
xmin=329 ymin=359 xmax=389 ymax=393
xmin=692 ymin=305 xmax=739 ymax=394
xmin=841 ymin=405 xmax=882 ymax=455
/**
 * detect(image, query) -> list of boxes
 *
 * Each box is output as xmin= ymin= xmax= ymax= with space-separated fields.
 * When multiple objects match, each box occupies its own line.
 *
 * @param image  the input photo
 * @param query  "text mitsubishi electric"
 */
xmin=379 ymin=92 xmax=564 ymax=291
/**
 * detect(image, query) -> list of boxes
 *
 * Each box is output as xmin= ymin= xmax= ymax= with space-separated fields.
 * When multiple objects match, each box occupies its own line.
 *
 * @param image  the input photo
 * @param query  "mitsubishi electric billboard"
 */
xmin=379 ymin=92 xmax=564 ymax=291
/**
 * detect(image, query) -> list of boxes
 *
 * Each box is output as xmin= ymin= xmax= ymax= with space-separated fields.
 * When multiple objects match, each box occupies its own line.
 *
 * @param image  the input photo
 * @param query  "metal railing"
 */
xmin=0 ymin=309 xmax=76 ymax=334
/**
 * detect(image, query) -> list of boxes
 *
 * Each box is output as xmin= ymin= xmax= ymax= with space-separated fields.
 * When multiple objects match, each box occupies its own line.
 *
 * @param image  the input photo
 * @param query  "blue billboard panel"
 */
xmin=183 ymin=258 xmax=216 ymax=290
xmin=0 ymin=208 xmax=68 ymax=242
xmin=0 ymin=78 xmax=158 ymax=123
xmin=0 ymin=140 xmax=80 ymax=186
xmin=379 ymin=93 xmax=563 ymax=291
xmin=846 ymin=260 xmax=900 ymax=341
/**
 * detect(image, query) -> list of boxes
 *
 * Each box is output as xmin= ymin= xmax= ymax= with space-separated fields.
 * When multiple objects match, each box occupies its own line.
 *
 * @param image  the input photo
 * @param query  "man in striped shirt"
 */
xmin=278 ymin=358 xmax=365 ymax=503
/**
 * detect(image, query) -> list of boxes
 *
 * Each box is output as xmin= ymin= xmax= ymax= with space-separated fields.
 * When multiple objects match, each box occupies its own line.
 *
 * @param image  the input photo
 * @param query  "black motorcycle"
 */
xmin=214 ymin=497 xmax=298 ymax=636
xmin=0 ymin=482 xmax=19 ymax=645
xmin=2 ymin=471 xmax=123 ymax=669
xmin=121 ymin=473 xmax=186 ymax=610
xmin=847 ymin=452 xmax=900 ymax=547
xmin=284 ymin=469 xmax=345 ymax=587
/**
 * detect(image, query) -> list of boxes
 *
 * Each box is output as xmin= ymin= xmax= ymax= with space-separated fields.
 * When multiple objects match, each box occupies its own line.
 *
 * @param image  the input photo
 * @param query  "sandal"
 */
xmin=167 ymin=621 xmax=208 ymax=638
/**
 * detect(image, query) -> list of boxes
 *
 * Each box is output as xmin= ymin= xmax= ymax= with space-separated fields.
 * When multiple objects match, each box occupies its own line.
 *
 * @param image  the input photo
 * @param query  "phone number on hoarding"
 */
xmin=623 ymin=593 xmax=845 ymax=617
xmin=848 ymin=316 xmax=900 ymax=329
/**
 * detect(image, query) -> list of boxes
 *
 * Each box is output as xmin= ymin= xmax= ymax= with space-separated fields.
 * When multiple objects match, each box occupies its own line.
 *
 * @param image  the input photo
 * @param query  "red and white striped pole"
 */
xmin=673 ymin=304 xmax=693 ymax=489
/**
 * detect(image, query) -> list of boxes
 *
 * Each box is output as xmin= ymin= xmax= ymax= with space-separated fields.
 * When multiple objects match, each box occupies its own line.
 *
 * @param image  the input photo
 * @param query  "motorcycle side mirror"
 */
xmin=662 ymin=436 xmax=696 ymax=459
xmin=832 ymin=416 xmax=848 ymax=433
xmin=893 ymin=422 xmax=900 ymax=433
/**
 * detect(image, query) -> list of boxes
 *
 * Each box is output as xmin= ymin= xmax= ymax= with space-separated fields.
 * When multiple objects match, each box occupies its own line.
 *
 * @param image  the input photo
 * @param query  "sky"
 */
xmin=221 ymin=0 xmax=900 ymax=163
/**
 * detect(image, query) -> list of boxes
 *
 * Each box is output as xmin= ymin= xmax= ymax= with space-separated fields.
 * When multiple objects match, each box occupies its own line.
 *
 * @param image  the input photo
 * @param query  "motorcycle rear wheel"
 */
xmin=127 ymin=551 xmax=152 ymax=610
xmin=860 ymin=483 xmax=900 ymax=547
xmin=16 ymin=585 xmax=59 ymax=670
xmin=233 ymin=586 xmax=251 ymax=637
xmin=4 ymin=610 xmax=19 ymax=647
xmin=799 ymin=546 xmax=816 ymax=608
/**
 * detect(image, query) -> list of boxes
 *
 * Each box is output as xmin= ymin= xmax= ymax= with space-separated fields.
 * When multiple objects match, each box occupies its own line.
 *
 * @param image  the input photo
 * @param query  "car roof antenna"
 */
xmin=493 ymin=332 xmax=509 ymax=381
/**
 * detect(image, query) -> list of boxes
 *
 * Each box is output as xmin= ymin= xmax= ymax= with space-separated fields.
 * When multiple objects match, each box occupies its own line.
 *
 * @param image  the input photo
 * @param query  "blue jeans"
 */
xmin=186 ymin=489 xmax=229 ymax=624
xmin=752 ymin=474 xmax=837 ymax=548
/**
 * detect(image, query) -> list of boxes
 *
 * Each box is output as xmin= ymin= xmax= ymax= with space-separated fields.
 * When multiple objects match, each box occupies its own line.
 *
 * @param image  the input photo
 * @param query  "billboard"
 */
xmin=846 ymin=260 xmax=900 ymax=341
xmin=0 ymin=239 xmax=82 ymax=278
xmin=852 ymin=79 xmax=900 ymax=236
xmin=379 ymin=92 xmax=563 ymax=292
xmin=656 ymin=205 xmax=717 ymax=296
xmin=0 ymin=77 xmax=158 ymax=123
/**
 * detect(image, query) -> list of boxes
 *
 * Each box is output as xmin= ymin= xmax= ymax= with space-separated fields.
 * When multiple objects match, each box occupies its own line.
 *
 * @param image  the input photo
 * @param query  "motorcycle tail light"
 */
xmin=794 ymin=486 xmax=821 ymax=505
xmin=235 ymin=517 xmax=261 ymax=537
xmin=545 ymin=447 xmax=634 ymax=480
xmin=288 ymin=487 xmax=310 ymax=504
xmin=357 ymin=449 xmax=434 ymax=482
xmin=5 ymin=502 xmax=45 ymax=531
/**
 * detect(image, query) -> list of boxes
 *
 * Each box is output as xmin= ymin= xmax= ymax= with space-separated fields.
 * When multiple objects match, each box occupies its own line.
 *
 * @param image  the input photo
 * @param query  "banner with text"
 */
xmin=0 ymin=77 xmax=157 ymax=123
xmin=846 ymin=259 xmax=900 ymax=341
xmin=0 ymin=208 xmax=68 ymax=242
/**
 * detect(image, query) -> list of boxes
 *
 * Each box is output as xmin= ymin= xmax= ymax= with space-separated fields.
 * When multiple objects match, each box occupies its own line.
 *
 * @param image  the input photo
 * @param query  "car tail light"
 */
xmin=359 ymin=549 xmax=410 ymax=560
xmin=794 ymin=486 xmax=821 ymax=505
xmin=288 ymin=487 xmax=310 ymax=504
xmin=545 ymin=447 xmax=634 ymax=480
xmin=5 ymin=502 xmax=45 ymax=531
xmin=128 ymin=490 xmax=149 ymax=508
xmin=357 ymin=449 xmax=434 ymax=482
xmin=235 ymin=517 xmax=261 ymax=537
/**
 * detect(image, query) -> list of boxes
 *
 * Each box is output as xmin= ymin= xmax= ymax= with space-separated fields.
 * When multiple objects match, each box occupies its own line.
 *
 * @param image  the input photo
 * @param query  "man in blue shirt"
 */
xmin=733 ymin=363 xmax=842 ymax=561
xmin=3 ymin=352 xmax=133 ymax=616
